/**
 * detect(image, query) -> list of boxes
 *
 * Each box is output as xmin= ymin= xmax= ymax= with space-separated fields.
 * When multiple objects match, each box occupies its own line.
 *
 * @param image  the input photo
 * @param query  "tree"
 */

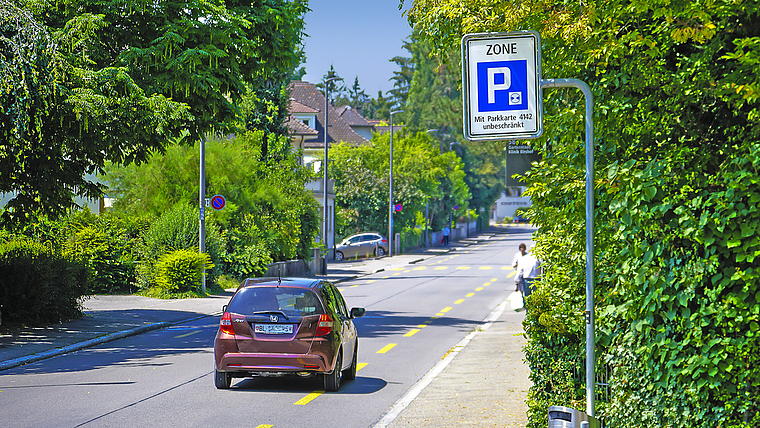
xmin=315 ymin=64 xmax=347 ymax=100
xmin=406 ymin=0 xmax=760 ymax=426
xmin=0 ymin=1 xmax=189 ymax=225
xmin=1 ymin=0 xmax=308 ymax=226
xmin=363 ymin=90 xmax=393 ymax=120
xmin=403 ymin=31 xmax=504 ymax=214
xmin=387 ymin=41 xmax=414 ymax=110
xmin=329 ymin=130 xmax=469 ymax=237
xmin=104 ymin=131 xmax=320 ymax=263
xmin=346 ymin=76 xmax=370 ymax=109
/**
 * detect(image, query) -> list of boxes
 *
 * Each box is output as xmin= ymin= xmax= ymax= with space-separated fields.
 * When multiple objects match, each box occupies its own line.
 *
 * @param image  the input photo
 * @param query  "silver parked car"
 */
xmin=335 ymin=233 xmax=388 ymax=261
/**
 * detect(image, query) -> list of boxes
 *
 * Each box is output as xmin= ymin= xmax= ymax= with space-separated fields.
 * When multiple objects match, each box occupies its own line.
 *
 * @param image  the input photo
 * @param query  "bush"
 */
xmin=137 ymin=204 xmax=224 ymax=289
xmin=154 ymin=249 xmax=214 ymax=294
xmin=0 ymin=238 xmax=88 ymax=325
xmin=64 ymin=212 xmax=142 ymax=294
xmin=399 ymin=227 xmax=423 ymax=253
xmin=223 ymin=239 xmax=272 ymax=278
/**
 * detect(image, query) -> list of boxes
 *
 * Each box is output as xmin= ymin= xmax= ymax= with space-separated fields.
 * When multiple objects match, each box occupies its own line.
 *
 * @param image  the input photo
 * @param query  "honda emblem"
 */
xmin=270 ymin=315 xmax=278 ymax=323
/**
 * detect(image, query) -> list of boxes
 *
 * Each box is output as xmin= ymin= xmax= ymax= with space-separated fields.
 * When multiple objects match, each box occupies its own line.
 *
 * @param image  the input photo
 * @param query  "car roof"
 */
xmin=346 ymin=232 xmax=382 ymax=238
xmin=238 ymin=277 xmax=323 ymax=291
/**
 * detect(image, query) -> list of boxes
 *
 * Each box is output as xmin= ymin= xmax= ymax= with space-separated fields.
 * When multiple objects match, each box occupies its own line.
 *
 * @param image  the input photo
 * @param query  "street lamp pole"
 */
xmin=388 ymin=109 xmax=404 ymax=257
xmin=323 ymin=76 xmax=343 ymax=266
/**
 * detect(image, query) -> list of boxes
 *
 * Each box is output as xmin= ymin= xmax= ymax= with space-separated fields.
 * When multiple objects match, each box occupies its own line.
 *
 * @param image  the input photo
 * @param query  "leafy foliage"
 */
xmin=135 ymin=203 xmax=224 ymax=290
xmin=154 ymin=249 xmax=214 ymax=294
xmin=406 ymin=0 xmax=760 ymax=425
xmin=329 ymin=130 xmax=469 ymax=238
xmin=0 ymin=237 xmax=88 ymax=325
xmin=104 ymin=131 xmax=320 ymax=271
xmin=1 ymin=0 xmax=307 ymax=226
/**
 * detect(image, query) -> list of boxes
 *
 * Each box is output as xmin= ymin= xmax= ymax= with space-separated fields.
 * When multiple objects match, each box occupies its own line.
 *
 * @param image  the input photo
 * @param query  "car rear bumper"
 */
xmin=217 ymin=352 xmax=328 ymax=373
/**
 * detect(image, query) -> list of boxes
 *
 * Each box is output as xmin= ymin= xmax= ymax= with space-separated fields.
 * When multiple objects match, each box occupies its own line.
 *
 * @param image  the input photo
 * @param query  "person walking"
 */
xmin=442 ymin=225 xmax=451 ymax=246
xmin=512 ymin=243 xmax=527 ymax=269
xmin=515 ymin=246 xmax=541 ymax=298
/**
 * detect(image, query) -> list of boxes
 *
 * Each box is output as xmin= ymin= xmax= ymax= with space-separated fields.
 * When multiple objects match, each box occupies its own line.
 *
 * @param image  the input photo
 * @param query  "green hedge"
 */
xmin=154 ymin=249 xmax=214 ymax=294
xmin=0 ymin=238 xmax=88 ymax=325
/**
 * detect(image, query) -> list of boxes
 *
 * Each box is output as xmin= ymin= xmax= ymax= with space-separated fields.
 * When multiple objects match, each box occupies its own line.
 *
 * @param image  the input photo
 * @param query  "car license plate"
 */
xmin=255 ymin=324 xmax=294 ymax=334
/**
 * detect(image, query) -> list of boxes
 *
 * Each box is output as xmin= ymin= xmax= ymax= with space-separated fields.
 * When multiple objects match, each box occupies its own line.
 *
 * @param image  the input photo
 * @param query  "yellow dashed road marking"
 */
xmin=466 ymin=293 xmax=475 ymax=297
xmin=454 ymin=299 xmax=465 ymax=304
xmin=294 ymin=391 xmax=324 ymax=405
xmin=382 ymin=276 xmax=389 ymax=279
xmin=175 ymin=330 xmax=201 ymax=339
xmin=412 ymin=266 xmax=427 ymax=271
xmin=440 ymin=307 xmax=453 ymax=313
xmin=417 ymin=324 xmax=428 ymax=328
xmin=483 ymin=282 xmax=491 ymax=287
xmin=393 ymin=272 xmax=401 ymax=276
xmin=491 ymin=278 xmax=498 ymax=282
xmin=404 ymin=329 xmax=421 ymax=337
xmin=390 ymin=267 xmax=405 ymax=271
xmin=367 ymin=280 xmax=376 ymax=283
xmin=377 ymin=343 xmax=397 ymax=354
xmin=357 ymin=362 xmax=368 ymax=371
xmin=256 ymin=425 xmax=274 ymax=428
xmin=506 ymin=271 xmax=517 ymax=278
xmin=476 ymin=287 xmax=484 ymax=291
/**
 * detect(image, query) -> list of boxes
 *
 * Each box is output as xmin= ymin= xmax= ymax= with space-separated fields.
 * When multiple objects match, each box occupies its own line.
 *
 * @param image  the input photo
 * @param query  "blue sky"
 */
xmin=300 ymin=0 xmax=413 ymax=96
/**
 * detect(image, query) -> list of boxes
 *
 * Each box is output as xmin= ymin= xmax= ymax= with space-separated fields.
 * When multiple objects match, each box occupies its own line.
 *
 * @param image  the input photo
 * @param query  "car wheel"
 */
xmin=335 ymin=251 xmax=344 ymax=261
xmin=343 ymin=341 xmax=358 ymax=381
xmin=375 ymin=247 xmax=385 ymax=257
xmin=214 ymin=368 xmax=231 ymax=389
xmin=323 ymin=352 xmax=342 ymax=392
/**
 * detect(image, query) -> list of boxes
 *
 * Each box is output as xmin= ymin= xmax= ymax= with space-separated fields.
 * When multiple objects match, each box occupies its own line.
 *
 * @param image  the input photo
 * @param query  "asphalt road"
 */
xmin=0 ymin=230 xmax=533 ymax=428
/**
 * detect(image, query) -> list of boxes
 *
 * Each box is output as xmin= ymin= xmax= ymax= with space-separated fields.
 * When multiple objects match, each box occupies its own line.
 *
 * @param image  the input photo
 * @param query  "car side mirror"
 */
xmin=350 ymin=307 xmax=366 ymax=319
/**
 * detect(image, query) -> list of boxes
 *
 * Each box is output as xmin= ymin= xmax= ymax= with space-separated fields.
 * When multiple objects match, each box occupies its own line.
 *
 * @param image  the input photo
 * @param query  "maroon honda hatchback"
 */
xmin=213 ymin=277 xmax=365 ymax=391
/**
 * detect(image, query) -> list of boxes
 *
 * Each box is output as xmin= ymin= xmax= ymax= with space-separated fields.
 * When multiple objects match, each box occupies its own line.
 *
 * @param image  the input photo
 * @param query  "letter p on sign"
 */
xmin=487 ymin=67 xmax=511 ymax=103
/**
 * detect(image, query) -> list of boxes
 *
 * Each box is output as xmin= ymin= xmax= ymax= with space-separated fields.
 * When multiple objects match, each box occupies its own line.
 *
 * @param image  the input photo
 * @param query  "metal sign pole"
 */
xmin=199 ymin=136 xmax=206 ymax=293
xmin=540 ymin=78 xmax=595 ymax=416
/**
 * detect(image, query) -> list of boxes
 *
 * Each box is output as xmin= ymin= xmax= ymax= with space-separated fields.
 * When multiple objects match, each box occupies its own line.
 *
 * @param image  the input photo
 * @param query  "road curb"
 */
xmin=0 ymin=312 xmax=223 ymax=372
xmin=0 ymin=322 xmax=169 ymax=372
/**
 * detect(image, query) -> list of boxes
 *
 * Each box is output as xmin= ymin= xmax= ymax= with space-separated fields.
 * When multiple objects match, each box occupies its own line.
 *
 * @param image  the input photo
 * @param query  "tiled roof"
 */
xmin=287 ymin=81 xmax=370 ymax=147
xmin=339 ymin=106 xmax=373 ymax=127
xmin=289 ymin=99 xmax=319 ymax=114
xmin=286 ymin=115 xmax=319 ymax=136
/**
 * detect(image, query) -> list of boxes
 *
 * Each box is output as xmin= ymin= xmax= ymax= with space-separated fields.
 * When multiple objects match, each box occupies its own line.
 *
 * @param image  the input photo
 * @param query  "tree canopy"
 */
xmin=1 ymin=0 xmax=308 ymax=226
xmin=329 ymin=130 xmax=469 ymax=238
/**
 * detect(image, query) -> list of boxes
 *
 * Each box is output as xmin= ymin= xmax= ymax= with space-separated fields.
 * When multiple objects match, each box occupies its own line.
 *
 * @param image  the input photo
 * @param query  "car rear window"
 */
xmin=228 ymin=287 xmax=324 ymax=316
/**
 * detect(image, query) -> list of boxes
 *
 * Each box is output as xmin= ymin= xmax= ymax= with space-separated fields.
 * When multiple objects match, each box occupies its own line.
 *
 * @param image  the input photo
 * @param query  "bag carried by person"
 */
xmin=508 ymin=291 xmax=524 ymax=311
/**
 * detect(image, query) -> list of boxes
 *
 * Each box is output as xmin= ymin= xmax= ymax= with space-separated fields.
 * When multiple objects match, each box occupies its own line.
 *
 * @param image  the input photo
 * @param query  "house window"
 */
xmin=302 ymin=119 xmax=309 ymax=126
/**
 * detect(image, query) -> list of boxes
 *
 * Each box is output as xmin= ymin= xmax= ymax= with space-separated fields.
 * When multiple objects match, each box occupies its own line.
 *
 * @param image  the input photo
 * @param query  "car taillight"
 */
xmin=315 ymin=314 xmax=333 ymax=336
xmin=382 ymin=238 xmax=388 ymax=244
xmin=220 ymin=312 xmax=235 ymax=335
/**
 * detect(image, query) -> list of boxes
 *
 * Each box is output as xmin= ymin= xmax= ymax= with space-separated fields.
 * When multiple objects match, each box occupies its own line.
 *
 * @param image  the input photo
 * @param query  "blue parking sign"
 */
xmin=476 ymin=60 xmax=528 ymax=112
xmin=462 ymin=31 xmax=542 ymax=141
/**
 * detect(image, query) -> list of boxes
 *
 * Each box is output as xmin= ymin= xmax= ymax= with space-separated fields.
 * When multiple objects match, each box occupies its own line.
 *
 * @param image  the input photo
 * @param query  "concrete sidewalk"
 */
xmin=0 ymin=225 xmax=531 ymax=427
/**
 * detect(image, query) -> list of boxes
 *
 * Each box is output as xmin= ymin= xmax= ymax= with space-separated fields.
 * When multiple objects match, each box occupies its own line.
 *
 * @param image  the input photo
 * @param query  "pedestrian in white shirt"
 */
xmin=516 ymin=246 xmax=541 ymax=298
xmin=512 ymin=243 xmax=527 ymax=269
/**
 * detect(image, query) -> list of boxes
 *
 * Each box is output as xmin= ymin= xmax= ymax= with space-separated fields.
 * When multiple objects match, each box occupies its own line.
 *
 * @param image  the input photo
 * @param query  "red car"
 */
xmin=214 ymin=278 xmax=365 ymax=391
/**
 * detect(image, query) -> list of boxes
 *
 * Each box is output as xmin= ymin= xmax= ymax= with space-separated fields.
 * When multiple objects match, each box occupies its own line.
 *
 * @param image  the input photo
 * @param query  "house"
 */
xmin=286 ymin=81 xmax=374 ymax=258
